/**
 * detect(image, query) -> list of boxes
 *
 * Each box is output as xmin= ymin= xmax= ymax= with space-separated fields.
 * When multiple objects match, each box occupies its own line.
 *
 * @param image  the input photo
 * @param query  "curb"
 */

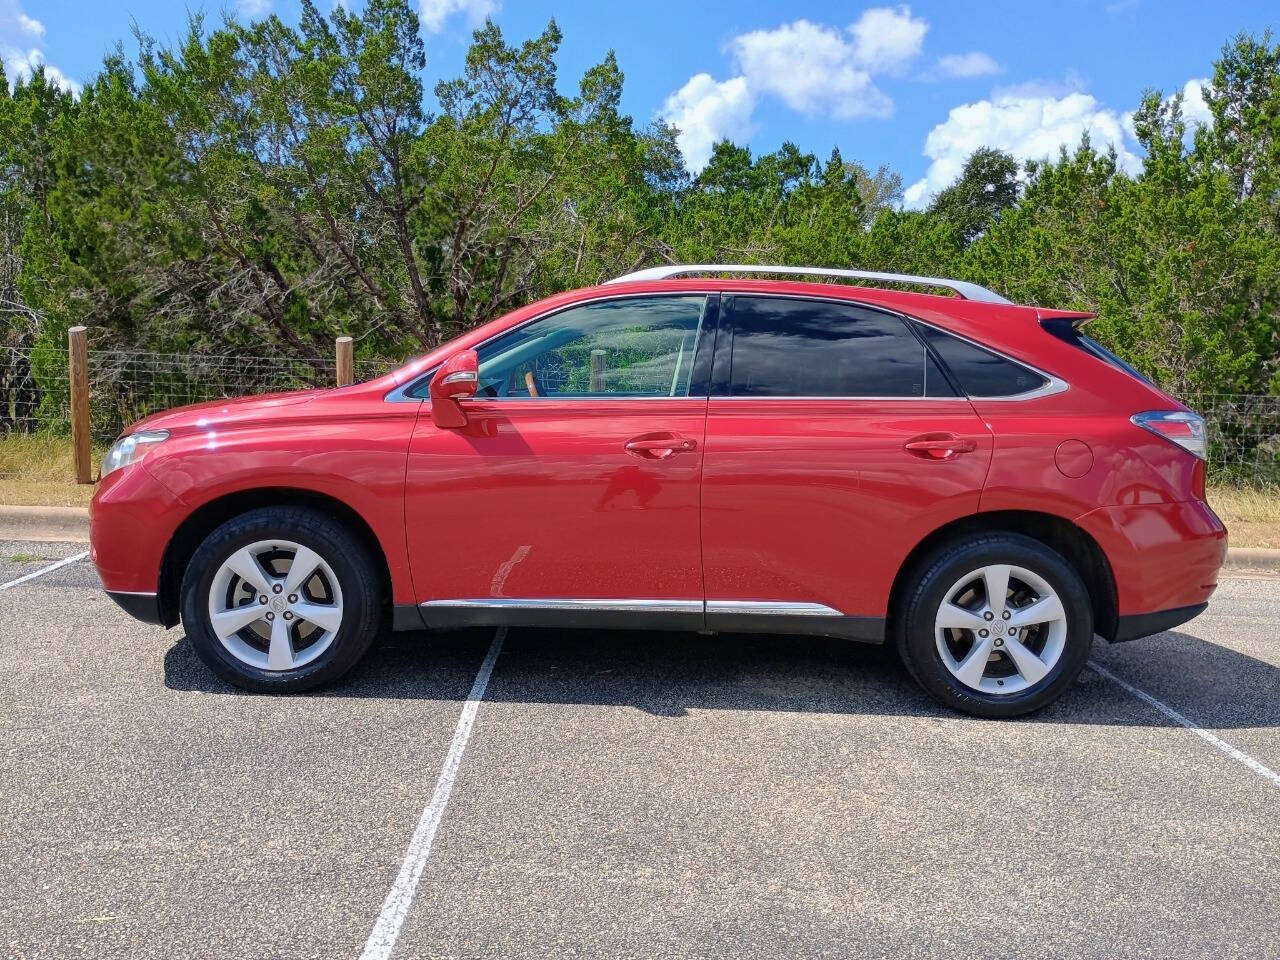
xmin=0 ymin=504 xmax=1278 ymax=572
xmin=0 ymin=505 xmax=90 ymax=544
xmin=1221 ymin=547 xmax=1280 ymax=573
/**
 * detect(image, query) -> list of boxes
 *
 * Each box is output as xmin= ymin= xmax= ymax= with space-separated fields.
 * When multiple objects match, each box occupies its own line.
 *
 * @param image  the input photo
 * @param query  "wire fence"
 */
xmin=0 ymin=346 xmax=398 ymax=477
xmin=84 ymin=351 xmax=398 ymax=444
xmin=1 ymin=346 xmax=1278 ymax=486
xmin=1 ymin=346 xmax=69 ymax=435
xmin=1181 ymin=393 xmax=1280 ymax=487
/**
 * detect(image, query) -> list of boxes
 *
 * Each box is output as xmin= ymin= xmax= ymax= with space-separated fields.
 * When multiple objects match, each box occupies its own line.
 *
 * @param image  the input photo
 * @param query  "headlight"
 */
xmin=101 ymin=429 xmax=170 ymax=478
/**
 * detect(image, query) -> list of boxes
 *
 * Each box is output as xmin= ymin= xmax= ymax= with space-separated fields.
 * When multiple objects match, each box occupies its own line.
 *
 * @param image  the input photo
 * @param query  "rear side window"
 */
xmin=727 ymin=297 xmax=955 ymax=398
xmin=1080 ymin=334 xmax=1159 ymax=388
xmin=915 ymin=323 xmax=1048 ymax=397
xmin=1041 ymin=318 xmax=1159 ymax=389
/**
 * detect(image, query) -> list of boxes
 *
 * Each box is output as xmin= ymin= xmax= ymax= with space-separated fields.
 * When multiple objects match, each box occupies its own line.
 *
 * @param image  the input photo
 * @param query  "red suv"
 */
xmin=90 ymin=266 xmax=1226 ymax=717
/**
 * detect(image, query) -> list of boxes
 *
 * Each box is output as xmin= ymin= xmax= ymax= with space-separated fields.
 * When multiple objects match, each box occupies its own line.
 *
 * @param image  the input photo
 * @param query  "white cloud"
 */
xmin=419 ymin=0 xmax=498 ymax=33
xmin=0 ymin=0 xmax=77 ymax=93
xmin=849 ymin=5 xmax=928 ymax=75
xmin=935 ymin=51 xmax=1002 ymax=79
xmin=1179 ymin=78 xmax=1212 ymax=129
xmin=660 ymin=73 xmax=756 ymax=173
xmin=729 ymin=19 xmax=892 ymax=120
xmin=0 ymin=0 xmax=42 ymax=40
xmin=235 ymin=0 xmax=271 ymax=16
xmin=1121 ymin=77 xmax=1214 ymax=144
xmin=2 ymin=46 xmax=79 ymax=94
xmin=661 ymin=8 xmax=931 ymax=172
xmin=903 ymin=91 xmax=1141 ymax=208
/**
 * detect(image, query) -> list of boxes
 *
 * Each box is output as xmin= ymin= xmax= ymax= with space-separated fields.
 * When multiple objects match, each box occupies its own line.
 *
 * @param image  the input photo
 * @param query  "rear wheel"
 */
xmin=897 ymin=533 xmax=1092 ymax=718
xmin=181 ymin=506 xmax=381 ymax=692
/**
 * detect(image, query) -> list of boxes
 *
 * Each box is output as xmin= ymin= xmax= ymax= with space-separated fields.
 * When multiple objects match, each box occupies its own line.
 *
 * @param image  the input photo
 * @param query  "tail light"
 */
xmin=1131 ymin=410 xmax=1207 ymax=460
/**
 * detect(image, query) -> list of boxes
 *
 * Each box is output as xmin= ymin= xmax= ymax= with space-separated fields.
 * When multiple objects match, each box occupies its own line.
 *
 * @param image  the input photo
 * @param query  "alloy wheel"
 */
xmin=207 ymin=539 xmax=344 ymax=672
xmin=933 ymin=563 xmax=1068 ymax=695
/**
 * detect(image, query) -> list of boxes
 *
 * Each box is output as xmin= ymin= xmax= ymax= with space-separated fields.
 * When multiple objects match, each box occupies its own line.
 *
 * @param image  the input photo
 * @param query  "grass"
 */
xmin=1207 ymin=483 xmax=1280 ymax=549
xmin=7 ymin=552 xmax=41 ymax=563
xmin=0 ymin=433 xmax=100 ymax=507
xmin=1 ymin=432 xmax=1278 ymax=547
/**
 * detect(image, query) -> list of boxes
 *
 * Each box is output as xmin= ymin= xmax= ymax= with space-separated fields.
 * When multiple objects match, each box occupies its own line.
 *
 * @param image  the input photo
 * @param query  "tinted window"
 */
xmin=1080 ymin=334 xmax=1159 ymax=388
xmin=468 ymin=296 xmax=708 ymax=398
xmin=727 ymin=297 xmax=954 ymax=398
xmin=917 ymin=323 xmax=1048 ymax=397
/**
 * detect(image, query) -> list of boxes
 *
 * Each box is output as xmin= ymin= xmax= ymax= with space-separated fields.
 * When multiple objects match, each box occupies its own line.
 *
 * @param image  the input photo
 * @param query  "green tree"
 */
xmin=929 ymin=147 xmax=1020 ymax=246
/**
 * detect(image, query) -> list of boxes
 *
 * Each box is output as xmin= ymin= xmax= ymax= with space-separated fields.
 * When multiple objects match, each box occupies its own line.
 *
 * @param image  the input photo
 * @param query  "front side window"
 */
xmin=726 ymin=296 xmax=954 ymax=398
xmin=469 ymin=295 xmax=709 ymax=398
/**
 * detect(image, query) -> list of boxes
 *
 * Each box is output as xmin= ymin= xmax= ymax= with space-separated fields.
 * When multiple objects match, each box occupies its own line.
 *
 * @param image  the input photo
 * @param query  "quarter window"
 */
xmin=469 ymin=296 xmax=709 ymax=398
xmin=726 ymin=297 xmax=954 ymax=398
xmin=915 ymin=323 xmax=1049 ymax=397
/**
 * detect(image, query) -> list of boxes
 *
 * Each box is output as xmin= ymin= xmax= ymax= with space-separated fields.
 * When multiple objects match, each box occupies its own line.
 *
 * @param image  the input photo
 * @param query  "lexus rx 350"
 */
xmin=90 ymin=265 xmax=1227 ymax=717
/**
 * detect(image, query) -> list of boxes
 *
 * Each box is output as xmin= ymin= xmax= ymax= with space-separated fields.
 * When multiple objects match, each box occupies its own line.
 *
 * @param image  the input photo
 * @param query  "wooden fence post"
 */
xmin=335 ymin=336 xmax=354 ymax=387
xmin=589 ymin=349 xmax=606 ymax=393
xmin=68 ymin=325 xmax=92 ymax=484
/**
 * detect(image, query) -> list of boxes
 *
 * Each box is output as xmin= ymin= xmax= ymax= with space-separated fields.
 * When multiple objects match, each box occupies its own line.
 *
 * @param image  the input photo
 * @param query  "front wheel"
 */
xmin=181 ymin=506 xmax=382 ymax=692
xmin=897 ymin=533 xmax=1093 ymax=718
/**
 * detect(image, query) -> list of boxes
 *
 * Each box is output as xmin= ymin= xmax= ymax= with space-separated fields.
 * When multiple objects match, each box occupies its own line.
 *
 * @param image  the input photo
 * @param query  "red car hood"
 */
xmin=129 ymin=390 xmax=321 ymax=434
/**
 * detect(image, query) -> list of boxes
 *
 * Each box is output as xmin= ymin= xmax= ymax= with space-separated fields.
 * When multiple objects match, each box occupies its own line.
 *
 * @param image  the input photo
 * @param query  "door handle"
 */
xmin=904 ymin=434 xmax=977 ymax=460
xmin=625 ymin=434 xmax=697 ymax=460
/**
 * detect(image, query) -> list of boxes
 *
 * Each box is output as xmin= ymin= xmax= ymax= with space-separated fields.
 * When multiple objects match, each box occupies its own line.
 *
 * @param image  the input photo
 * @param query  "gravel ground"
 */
xmin=1 ymin=545 xmax=1276 ymax=959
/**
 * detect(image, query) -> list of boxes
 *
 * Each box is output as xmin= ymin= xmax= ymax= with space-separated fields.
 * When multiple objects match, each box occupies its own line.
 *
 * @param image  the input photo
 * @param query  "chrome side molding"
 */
xmin=421 ymin=598 xmax=843 ymax=616
xmin=421 ymin=598 xmax=704 ymax=614
xmin=704 ymin=600 xmax=843 ymax=617
xmin=419 ymin=596 xmax=885 ymax=644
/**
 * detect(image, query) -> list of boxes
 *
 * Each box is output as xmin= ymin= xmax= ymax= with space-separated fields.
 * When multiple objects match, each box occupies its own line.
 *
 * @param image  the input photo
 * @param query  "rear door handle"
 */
xmin=904 ymin=434 xmax=977 ymax=460
xmin=625 ymin=433 xmax=697 ymax=460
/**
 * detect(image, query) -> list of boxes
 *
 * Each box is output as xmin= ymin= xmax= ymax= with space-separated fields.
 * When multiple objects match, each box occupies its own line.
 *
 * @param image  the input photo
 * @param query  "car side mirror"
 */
xmin=429 ymin=349 xmax=479 ymax=429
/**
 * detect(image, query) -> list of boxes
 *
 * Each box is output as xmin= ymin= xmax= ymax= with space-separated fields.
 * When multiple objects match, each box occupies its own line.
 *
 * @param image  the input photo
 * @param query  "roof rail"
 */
xmin=604 ymin=264 xmax=1011 ymax=305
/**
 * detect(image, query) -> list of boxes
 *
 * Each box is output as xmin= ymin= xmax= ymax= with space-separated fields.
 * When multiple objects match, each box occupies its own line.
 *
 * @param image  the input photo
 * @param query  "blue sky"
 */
xmin=8 ymin=0 xmax=1278 ymax=205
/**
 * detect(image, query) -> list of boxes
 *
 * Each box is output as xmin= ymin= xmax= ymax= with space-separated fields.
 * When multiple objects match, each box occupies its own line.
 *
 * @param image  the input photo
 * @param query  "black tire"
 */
xmin=896 ymin=533 xmax=1093 ymax=718
xmin=180 ymin=506 xmax=382 ymax=693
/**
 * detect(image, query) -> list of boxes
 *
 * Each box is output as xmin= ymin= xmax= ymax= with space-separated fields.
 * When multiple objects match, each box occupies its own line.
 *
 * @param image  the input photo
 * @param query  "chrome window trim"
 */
xmin=384 ymin=290 xmax=719 ymax=404
xmin=965 ymin=373 xmax=1068 ymax=402
xmin=606 ymin=264 xmax=1011 ymax=305
xmin=908 ymin=314 xmax=1068 ymax=402
xmin=386 ymin=289 xmax=1067 ymax=404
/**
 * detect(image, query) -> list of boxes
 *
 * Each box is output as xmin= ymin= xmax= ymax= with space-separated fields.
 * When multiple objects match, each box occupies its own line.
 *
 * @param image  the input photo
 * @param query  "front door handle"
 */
xmin=625 ymin=433 xmax=697 ymax=460
xmin=904 ymin=434 xmax=978 ymax=461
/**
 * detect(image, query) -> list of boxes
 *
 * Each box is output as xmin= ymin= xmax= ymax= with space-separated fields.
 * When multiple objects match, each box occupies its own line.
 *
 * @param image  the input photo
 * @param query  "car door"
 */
xmin=405 ymin=293 xmax=717 ymax=630
xmin=701 ymin=294 xmax=993 ymax=638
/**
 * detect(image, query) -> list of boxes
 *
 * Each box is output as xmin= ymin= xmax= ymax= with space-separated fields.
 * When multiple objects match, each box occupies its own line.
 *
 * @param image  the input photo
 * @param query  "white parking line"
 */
xmin=1089 ymin=660 xmax=1280 ymax=788
xmin=0 ymin=551 xmax=88 ymax=591
xmin=359 ymin=626 xmax=507 ymax=960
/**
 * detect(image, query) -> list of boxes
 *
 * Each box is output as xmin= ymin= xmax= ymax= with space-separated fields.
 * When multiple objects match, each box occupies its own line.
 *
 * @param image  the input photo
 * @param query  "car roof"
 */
xmin=385 ymin=274 xmax=1047 ymax=388
xmin=583 ymin=276 xmax=1033 ymax=319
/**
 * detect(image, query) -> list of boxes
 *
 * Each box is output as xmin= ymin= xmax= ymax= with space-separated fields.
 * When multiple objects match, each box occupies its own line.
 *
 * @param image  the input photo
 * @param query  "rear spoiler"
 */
xmin=1036 ymin=308 xmax=1097 ymax=330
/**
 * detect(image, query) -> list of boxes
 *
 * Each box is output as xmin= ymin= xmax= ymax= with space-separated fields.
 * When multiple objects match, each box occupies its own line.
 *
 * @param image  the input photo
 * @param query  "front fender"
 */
xmin=142 ymin=407 xmax=419 ymax=605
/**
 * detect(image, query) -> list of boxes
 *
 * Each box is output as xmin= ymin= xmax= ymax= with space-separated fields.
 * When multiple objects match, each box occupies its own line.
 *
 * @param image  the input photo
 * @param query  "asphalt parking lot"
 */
xmin=1 ymin=538 xmax=1277 ymax=960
